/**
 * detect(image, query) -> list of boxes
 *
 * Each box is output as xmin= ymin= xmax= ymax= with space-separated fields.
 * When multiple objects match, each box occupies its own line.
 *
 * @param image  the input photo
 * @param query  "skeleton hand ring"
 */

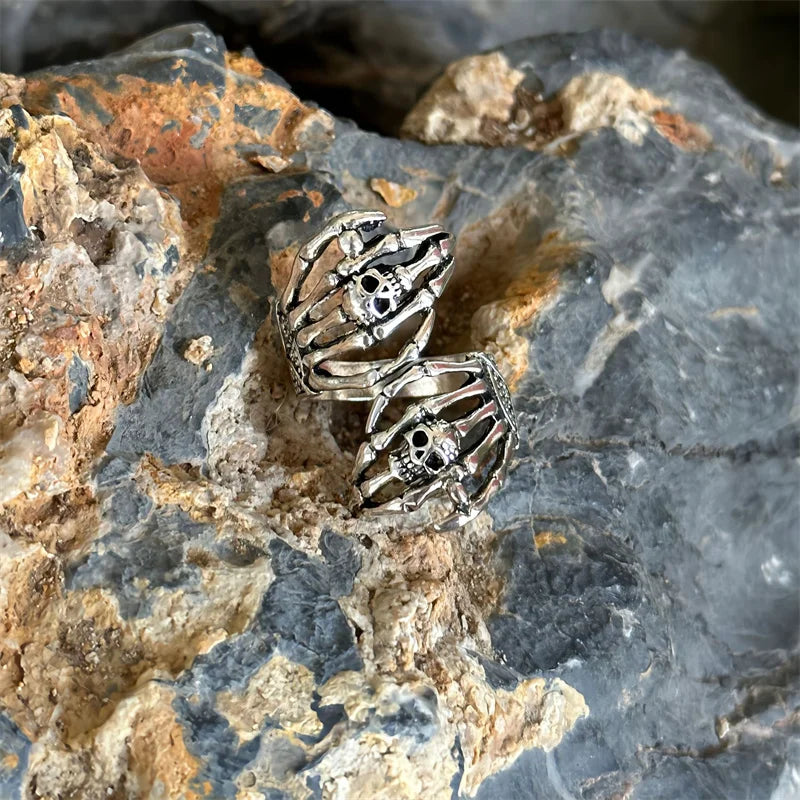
xmin=352 ymin=352 xmax=519 ymax=530
xmin=276 ymin=210 xmax=455 ymax=400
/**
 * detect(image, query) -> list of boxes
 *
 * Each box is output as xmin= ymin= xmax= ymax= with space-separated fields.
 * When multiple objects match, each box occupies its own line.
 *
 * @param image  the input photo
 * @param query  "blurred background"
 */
xmin=1 ymin=0 xmax=798 ymax=133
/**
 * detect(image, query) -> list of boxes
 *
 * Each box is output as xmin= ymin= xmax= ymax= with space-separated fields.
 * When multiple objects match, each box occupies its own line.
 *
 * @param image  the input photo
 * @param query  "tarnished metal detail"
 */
xmin=353 ymin=352 xmax=519 ymax=530
xmin=276 ymin=210 xmax=455 ymax=400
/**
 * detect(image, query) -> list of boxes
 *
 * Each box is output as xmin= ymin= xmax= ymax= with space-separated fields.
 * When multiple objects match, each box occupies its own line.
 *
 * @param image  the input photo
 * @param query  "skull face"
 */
xmin=345 ymin=268 xmax=403 ymax=323
xmin=390 ymin=420 xmax=461 ymax=483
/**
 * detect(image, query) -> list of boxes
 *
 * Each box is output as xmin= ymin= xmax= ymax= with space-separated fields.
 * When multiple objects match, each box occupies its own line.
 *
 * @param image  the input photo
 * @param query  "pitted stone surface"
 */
xmin=0 ymin=23 xmax=797 ymax=800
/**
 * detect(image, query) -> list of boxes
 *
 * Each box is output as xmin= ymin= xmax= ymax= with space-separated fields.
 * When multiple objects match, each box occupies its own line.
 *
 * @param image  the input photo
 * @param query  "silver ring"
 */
xmin=276 ymin=210 xmax=455 ymax=400
xmin=353 ymin=352 xmax=519 ymax=530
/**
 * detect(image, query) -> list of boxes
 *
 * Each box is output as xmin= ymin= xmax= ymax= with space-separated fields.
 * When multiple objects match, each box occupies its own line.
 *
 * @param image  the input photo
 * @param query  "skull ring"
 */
xmin=276 ymin=210 xmax=455 ymax=400
xmin=353 ymin=352 xmax=519 ymax=530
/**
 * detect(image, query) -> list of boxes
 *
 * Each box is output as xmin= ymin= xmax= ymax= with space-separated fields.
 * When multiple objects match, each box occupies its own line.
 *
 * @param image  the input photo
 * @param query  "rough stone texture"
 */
xmin=3 ymin=1 xmax=798 ymax=130
xmin=0 ymin=22 xmax=798 ymax=800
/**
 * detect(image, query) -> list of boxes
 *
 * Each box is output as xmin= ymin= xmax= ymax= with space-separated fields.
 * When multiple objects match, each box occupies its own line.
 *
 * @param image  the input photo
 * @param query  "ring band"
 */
xmin=276 ymin=211 xmax=518 ymax=529
xmin=276 ymin=210 xmax=455 ymax=400
xmin=352 ymin=352 xmax=518 ymax=530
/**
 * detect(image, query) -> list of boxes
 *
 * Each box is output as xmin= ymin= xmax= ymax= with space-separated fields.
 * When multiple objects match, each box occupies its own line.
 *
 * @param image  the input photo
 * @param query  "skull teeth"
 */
xmin=394 ymin=452 xmax=424 ymax=483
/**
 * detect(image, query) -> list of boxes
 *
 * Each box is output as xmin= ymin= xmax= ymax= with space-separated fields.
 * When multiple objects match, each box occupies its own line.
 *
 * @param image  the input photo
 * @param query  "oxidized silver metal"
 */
xmin=353 ymin=352 xmax=518 ymax=530
xmin=276 ymin=210 xmax=455 ymax=400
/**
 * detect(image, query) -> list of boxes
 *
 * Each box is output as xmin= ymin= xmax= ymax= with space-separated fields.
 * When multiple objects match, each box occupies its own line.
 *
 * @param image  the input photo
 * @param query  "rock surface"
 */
xmin=0 ymin=23 xmax=798 ymax=800
xmin=3 ymin=1 xmax=798 ymax=130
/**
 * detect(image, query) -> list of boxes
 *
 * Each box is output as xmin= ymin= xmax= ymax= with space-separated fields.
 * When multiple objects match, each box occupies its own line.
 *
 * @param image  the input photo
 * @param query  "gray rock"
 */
xmin=2 ymin=1 xmax=798 ymax=127
xmin=0 ymin=22 xmax=797 ymax=800
xmin=0 ymin=130 xmax=27 ymax=250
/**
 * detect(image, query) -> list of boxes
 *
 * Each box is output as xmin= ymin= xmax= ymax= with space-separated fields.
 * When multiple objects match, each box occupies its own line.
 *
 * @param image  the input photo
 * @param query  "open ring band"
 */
xmin=352 ymin=352 xmax=518 ymax=530
xmin=276 ymin=210 xmax=455 ymax=401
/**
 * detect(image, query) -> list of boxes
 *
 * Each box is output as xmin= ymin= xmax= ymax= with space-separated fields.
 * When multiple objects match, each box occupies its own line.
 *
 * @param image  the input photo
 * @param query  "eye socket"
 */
xmin=373 ymin=297 xmax=391 ymax=316
xmin=411 ymin=430 xmax=429 ymax=447
xmin=360 ymin=273 xmax=380 ymax=293
xmin=425 ymin=452 xmax=446 ymax=472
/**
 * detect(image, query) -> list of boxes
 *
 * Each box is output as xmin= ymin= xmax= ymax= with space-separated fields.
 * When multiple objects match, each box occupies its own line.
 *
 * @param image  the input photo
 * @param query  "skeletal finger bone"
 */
xmin=354 ymin=352 xmax=518 ymax=530
xmin=276 ymin=210 xmax=455 ymax=399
